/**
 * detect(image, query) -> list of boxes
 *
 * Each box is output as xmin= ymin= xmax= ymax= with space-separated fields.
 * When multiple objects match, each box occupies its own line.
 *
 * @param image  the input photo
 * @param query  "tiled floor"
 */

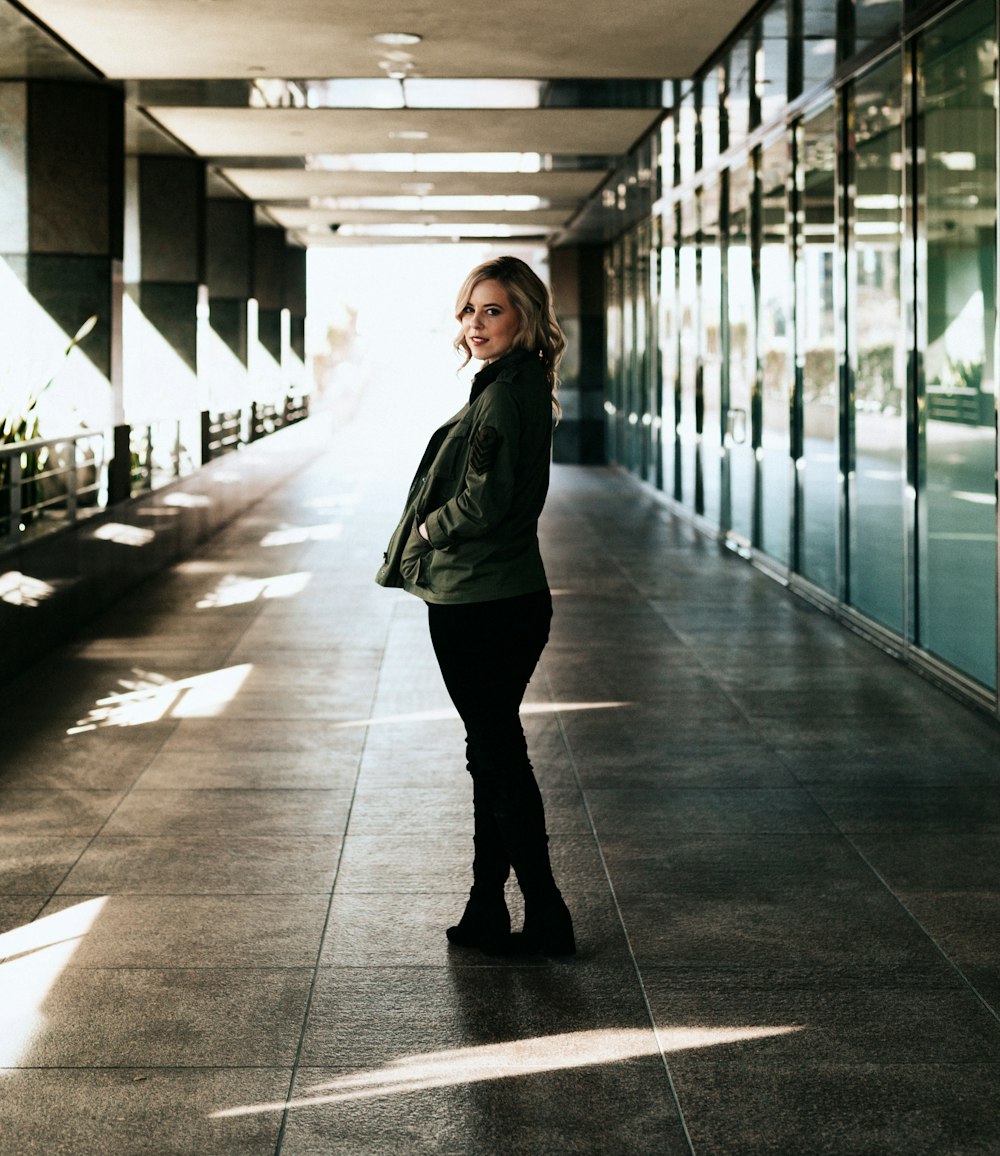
xmin=3 ymin=422 xmax=1000 ymax=1154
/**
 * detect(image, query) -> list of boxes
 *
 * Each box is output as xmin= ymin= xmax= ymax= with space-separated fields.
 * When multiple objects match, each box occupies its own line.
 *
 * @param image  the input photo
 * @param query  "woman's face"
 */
xmin=460 ymin=279 xmax=519 ymax=363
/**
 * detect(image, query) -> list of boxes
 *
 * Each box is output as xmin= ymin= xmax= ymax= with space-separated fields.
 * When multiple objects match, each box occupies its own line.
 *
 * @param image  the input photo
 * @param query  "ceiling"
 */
xmin=5 ymin=0 xmax=760 ymax=246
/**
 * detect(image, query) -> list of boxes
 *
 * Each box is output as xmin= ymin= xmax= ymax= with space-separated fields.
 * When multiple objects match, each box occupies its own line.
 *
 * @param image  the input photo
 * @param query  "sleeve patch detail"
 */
xmin=470 ymin=425 xmax=503 ymax=474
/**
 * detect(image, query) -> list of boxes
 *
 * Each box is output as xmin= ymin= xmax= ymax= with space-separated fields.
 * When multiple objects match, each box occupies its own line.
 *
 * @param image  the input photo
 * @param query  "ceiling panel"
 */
xmin=22 ymin=0 xmax=756 ymax=80
xmin=147 ymin=107 xmax=661 ymax=159
xmin=222 ymin=168 xmax=609 ymax=201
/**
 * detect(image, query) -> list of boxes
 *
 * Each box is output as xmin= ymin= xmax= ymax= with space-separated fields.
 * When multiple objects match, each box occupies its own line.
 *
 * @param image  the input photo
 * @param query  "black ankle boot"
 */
xmin=446 ymin=888 xmax=511 ymax=954
xmin=519 ymin=891 xmax=575 ymax=956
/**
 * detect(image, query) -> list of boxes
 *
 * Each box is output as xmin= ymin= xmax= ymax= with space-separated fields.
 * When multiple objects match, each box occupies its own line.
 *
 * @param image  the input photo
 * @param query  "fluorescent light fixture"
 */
xmin=388 ymin=130 xmax=429 ymax=141
xmin=306 ymin=152 xmax=545 ymax=173
xmin=936 ymin=151 xmax=976 ymax=171
xmin=333 ymin=223 xmax=555 ymax=238
xmin=310 ymin=195 xmax=546 ymax=211
xmin=370 ymin=31 xmax=422 ymax=45
xmin=855 ymin=194 xmax=900 ymax=210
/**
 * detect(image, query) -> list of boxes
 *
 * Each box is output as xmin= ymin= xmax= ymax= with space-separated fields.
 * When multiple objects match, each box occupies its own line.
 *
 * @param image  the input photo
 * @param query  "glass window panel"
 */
xmin=622 ymin=231 xmax=639 ymax=472
xmin=759 ymin=135 xmax=793 ymax=564
xmin=679 ymin=90 xmax=697 ymax=184
xmin=854 ymin=0 xmax=902 ymax=62
xmin=759 ymin=0 xmax=789 ymax=125
xmin=849 ymin=55 xmax=906 ymax=633
xmin=702 ymin=70 xmax=721 ymax=172
xmin=605 ymin=244 xmax=625 ymax=464
xmin=701 ymin=178 xmax=724 ymax=526
xmin=797 ymin=101 xmax=840 ymax=595
xmin=661 ymin=113 xmax=676 ymax=193
xmin=660 ymin=207 xmax=680 ymax=498
xmin=802 ymin=0 xmax=837 ymax=93
xmin=678 ymin=194 xmax=699 ymax=509
xmin=728 ymin=37 xmax=753 ymax=149
xmin=916 ymin=0 xmax=998 ymax=689
xmin=727 ymin=157 xmax=757 ymax=544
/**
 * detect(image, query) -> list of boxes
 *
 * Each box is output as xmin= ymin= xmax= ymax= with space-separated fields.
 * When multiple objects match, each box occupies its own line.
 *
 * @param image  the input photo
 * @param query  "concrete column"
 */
xmin=126 ymin=155 xmax=205 ymax=426
xmin=205 ymin=197 xmax=254 ymax=410
xmin=284 ymin=242 xmax=307 ymax=396
xmin=253 ymin=224 xmax=285 ymax=402
xmin=550 ymin=244 xmax=606 ymax=464
xmin=1 ymin=80 xmax=124 ymax=436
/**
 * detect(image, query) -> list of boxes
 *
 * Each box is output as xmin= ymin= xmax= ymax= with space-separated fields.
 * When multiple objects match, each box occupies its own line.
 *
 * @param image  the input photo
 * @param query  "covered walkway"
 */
xmin=2 ymin=412 xmax=1000 ymax=1154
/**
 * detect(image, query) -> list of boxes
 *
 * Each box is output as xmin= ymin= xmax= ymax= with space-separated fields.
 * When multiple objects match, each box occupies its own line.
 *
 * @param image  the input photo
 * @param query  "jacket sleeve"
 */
xmin=423 ymin=387 xmax=519 ymax=546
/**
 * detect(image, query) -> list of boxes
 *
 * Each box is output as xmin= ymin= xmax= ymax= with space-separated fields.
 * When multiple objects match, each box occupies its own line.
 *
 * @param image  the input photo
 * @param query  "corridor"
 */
xmin=2 ymin=418 xmax=1000 ymax=1154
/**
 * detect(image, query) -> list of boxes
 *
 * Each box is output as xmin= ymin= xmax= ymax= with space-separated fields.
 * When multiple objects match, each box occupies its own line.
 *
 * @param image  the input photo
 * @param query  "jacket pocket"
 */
xmin=399 ymin=519 xmax=433 ymax=585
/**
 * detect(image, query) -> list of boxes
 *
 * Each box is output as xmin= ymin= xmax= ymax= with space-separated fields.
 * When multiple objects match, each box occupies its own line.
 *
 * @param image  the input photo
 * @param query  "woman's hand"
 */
xmin=418 ymin=522 xmax=430 ymax=542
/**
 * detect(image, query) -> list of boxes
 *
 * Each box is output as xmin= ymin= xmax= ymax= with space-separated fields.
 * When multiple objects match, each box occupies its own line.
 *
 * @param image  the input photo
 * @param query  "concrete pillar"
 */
xmin=253 ymin=224 xmax=285 ymax=402
xmin=550 ymin=244 xmax=606 ymax=464
xmin=284 ymin=242 xmax=307 ymax=396
xmin=126 ymin=155 xmax=205 ymax=427
xmin=1 ymin=80 xmax=124 ymax=436
xmin=205 ymin=197 xmax=254 ymax=410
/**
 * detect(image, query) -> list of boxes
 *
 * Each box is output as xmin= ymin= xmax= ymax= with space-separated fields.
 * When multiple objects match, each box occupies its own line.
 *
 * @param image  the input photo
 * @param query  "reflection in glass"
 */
xmin=759 ymin=0 xmax=789 ymax=124
xmin=678 ymin=195 xmax=699 ymax=511
xmin=727 ymin=159 xmax=757 ymax=545
xmin=660 ymin=207 xmax=680 ymax=499
xmin=679 ymin=90 xmax=697 ymax=185
xmin=701 ymin=178 xmax=724 ymax=525
xmin=728 ymin=37 xmax=752 ymax=150
xmin=605 ymin=243 xmax=623 ymax=465
xmin=797 ymin=102 xmax=840 ymax=594
xmin=701 ymin=69 xmax=721 ymax=171
xmin=759 ymin=136 xmax=793 ymax=565
xmin=802 ymin=0 xmax=837 ymax=95
xmin=916 ymin=0 xmax=998 ymax=689
xmin=849 ymin=57 xmax=906 ymax=632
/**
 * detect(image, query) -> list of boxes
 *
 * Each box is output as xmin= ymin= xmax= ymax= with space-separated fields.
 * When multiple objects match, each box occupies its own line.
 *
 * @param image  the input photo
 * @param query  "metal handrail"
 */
xmin=0 ymin=394 xmax=310 ymax=549
xmin=0 ymin=429 xmax=108 ymax=543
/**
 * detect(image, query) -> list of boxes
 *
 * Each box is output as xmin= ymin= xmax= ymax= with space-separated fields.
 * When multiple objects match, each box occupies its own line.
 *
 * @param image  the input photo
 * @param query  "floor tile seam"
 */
xmin=802 ymin=809 xmax=1000 ymax=1033
xmin=271 ymin=594 xmax=397 ymax=1156
xmin=541 ymin=668 xmax=697 ymax=1156
xmin=36 ymin=717 xmax=185 ymax=919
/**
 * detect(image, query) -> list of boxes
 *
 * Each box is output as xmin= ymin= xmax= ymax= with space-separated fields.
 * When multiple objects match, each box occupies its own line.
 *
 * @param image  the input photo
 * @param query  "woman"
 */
xmin=376 ymin=255 xmax=574 ymax=957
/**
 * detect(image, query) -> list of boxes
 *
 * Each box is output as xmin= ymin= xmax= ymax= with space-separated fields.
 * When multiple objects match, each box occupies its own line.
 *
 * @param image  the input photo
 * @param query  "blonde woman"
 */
xmin=377 ymin=255 xmax=574 ymax=956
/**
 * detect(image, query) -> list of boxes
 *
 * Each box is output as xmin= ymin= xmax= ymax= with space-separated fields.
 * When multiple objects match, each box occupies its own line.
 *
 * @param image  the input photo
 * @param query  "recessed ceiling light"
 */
xmin=371 ymin=31 xmax=423 ymax=46
xmin=389 ymin=130 xmax=429 ymax=140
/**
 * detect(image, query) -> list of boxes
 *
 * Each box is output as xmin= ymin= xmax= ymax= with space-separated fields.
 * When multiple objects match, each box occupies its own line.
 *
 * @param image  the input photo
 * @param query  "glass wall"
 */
xmin=848 ymin=54 xmax=906 ymax=633
xmin=796 ymin=101 xmax=840 ymax=594
xmin=727 ymin=157 xmax=757 ymax=546
xmin=602 ymin=0 xmax=998 ymax=701
xmin=701 ymin=177 xmax=724 ymax=525
xmin=759 ymin=134 xmax=793 ymax=566
xmin=915 ymin=0 xmax=998 ymax=688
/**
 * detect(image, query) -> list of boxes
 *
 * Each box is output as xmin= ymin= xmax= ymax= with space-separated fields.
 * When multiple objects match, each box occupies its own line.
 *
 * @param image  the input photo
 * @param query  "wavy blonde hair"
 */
xmin=453 ymin=255 xmax=565 ymax=418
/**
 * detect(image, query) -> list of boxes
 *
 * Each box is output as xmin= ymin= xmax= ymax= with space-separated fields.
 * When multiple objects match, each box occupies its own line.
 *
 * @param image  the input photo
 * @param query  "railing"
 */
xmin=0 ymin=430 xmax=109 ymax=542
xmin=0 ymin=394 xmax=310 ymax=550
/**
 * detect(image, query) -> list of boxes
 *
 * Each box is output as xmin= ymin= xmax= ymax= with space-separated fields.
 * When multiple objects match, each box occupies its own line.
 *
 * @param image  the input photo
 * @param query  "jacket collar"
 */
xmin=468 ymin=348 xmax=536 ymax=406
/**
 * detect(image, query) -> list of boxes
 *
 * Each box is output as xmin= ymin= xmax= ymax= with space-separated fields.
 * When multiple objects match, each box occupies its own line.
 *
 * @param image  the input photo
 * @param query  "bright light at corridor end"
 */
xmin=212 ymin=1025 xmax=803 ymax=1117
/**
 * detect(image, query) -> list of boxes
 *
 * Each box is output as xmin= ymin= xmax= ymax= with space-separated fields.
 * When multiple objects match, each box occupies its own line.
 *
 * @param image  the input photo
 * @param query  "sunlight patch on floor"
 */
xmin=212 ymin=1024 xmax=803 ymax=1118
xmin=329 ymin=702 xmax=631 ymax=729
xmin=67 ymin=663 xmax=253 ymax=733
xmin=0 ymin=898 xmax=108 ymax=1066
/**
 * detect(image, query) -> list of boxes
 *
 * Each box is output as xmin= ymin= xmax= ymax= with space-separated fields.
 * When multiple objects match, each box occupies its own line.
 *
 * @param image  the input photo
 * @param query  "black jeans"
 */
xmin=428 ymin=588 xmax=555 ymax=897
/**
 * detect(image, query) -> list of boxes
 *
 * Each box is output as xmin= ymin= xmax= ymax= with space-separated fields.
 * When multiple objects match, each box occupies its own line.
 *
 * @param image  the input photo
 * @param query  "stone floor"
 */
xmin=3 ymin=422 xmax=1000 ymax=1154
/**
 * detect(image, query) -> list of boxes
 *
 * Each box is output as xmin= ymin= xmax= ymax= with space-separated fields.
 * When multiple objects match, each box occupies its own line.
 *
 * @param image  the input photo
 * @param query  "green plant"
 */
xmin=1 ymin=315 xmax=98 ymax=534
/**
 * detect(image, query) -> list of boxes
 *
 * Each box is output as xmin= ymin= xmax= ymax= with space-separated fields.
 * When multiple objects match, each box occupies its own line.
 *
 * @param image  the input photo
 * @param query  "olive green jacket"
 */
xmin=375 ymin=350 xmax=552 ymax=604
